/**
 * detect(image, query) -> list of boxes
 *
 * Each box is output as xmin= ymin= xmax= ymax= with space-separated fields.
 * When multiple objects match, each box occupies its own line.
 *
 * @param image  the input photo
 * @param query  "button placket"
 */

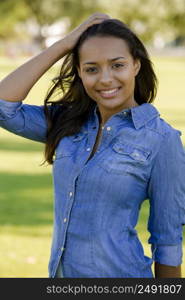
xmin=57 ymin=178 xmax=79 ymax=269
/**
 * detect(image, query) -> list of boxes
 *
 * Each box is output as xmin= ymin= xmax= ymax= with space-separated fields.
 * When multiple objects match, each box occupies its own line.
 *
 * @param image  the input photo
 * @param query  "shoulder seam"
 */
xmin=145 ymin=125 xmax=167 ymax=137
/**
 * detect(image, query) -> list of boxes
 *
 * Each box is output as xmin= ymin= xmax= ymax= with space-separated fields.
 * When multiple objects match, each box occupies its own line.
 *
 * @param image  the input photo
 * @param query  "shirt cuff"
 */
xmin=151 ymin=244 xmax=183 ymax=266
xmin=0 ymin=98 xmax=22 ymax=120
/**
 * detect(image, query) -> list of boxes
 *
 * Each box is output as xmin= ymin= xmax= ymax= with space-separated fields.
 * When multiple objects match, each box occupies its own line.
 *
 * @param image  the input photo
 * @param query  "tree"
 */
xmin=102 ymin=0 xmax=185 ymax=45
xmin=0 ymin=0 xmax=29 ymax=39
xmin=0 ymin=0 xmax=103 ymax=46
xmin=0 ymin=0 xmax=184 ymax=46
xmin=22 ymin=0 xmax=103 ymax=47
xmin=162 ymin=0 xmax=185 ymax=45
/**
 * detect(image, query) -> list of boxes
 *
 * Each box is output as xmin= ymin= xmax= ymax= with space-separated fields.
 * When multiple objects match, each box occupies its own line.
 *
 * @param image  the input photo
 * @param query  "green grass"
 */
xmin=0 ymin=55 xmax=185 ymax=277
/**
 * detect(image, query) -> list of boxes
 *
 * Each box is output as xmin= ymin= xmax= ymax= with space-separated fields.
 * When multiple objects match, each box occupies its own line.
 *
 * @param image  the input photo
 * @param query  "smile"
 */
xmin=97 ymin=87 xmax=121 ymax=98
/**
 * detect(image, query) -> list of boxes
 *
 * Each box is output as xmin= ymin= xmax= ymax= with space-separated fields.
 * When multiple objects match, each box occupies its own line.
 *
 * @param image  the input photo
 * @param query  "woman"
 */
xmin=0 ymin=13 xmax=184 ymax=278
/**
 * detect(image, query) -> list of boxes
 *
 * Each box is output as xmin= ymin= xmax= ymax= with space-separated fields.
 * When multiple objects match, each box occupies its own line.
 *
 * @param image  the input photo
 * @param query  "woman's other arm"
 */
xmin=147 ymin=130 xmax=185 ymax=279
xmin=155 ymin=262 xmax=181 ymax=278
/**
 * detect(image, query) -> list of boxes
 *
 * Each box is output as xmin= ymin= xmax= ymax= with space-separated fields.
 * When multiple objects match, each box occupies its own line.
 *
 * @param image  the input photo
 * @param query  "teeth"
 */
xmin=100 ymin=88 xmax=118 ymax=94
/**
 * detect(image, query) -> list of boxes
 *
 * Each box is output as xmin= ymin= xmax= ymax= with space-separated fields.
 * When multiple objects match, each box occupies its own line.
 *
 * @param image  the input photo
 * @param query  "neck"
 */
xmin=97 ymin=100 xmax=138 ymax=126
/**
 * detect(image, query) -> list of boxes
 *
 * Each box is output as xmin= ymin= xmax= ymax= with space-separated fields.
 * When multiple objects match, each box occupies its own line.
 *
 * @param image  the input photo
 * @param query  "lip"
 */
xmin=97 ymin=87 xmax=121 ymax=99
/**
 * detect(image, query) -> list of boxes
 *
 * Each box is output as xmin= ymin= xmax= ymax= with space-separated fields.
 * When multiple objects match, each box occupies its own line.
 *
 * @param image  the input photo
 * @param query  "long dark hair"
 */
xmin=43 ymin=19 xmax=158 ymax=164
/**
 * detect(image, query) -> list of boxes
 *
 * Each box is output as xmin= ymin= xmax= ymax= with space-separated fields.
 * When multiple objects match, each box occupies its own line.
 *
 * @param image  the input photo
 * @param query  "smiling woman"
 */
xmin=0 ymin=13 xmax=185 ymax=279
xmin=77 ymin=36 xmax=140 ymax=124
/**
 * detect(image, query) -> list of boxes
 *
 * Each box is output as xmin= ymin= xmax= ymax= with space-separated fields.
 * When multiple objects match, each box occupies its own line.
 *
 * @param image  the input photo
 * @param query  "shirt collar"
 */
xmin=93 ymin=103 xmax=160 ymax=130
xmin=130 ymin=103 xmax=160 ymax=129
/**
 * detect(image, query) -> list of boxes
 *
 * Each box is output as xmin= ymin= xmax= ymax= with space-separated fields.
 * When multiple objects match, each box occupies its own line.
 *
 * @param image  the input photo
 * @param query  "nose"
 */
xmin=99 ymin=69 xmax=113 ymax=86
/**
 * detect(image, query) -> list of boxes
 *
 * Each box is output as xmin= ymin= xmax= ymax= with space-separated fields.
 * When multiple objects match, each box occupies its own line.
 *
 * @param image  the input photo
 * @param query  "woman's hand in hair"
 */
xmin=63 ymin=13 xmax=111 ymax=52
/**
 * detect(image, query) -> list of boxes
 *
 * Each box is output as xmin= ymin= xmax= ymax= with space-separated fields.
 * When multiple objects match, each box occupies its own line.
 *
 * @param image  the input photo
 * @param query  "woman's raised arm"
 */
xmin=0 ymin=13 xmax=110 ymax=102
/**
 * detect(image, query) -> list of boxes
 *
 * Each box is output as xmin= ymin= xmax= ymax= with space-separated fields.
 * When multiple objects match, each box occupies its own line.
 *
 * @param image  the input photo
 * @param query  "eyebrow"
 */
xmin=83 ymin=57 xmax=126 ymax=65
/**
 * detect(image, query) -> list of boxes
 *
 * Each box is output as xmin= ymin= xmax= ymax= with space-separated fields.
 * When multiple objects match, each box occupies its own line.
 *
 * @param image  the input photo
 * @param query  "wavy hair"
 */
xmin=43 ymin=19 xmax=158 ymax=164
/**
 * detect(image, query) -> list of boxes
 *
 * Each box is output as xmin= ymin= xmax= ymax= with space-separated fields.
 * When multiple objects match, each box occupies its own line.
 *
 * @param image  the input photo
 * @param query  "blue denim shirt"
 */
xmin=0 ymin=99 xmax=185 ymax=278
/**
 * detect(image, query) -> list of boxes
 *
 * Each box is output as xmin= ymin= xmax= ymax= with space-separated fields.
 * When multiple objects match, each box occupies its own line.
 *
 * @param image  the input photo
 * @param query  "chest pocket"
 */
xmin=99 ymin=141 xmax=151 ymax=181
xmin=54 ymin=132 xmax=87 ymax=160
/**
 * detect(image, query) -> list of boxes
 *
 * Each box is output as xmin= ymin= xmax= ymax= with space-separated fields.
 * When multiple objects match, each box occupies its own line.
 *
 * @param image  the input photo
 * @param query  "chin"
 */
xmin=99 ymin=98 xmax=126 ymax=108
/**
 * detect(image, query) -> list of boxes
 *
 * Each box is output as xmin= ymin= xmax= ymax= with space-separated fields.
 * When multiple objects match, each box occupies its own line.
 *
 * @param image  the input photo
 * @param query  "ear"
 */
xmin=134 ymin=59 xmax=141 ymax=76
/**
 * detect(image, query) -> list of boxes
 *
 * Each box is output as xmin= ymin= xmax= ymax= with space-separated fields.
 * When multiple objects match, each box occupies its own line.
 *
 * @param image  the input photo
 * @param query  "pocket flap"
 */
xmin=113 ymin=142 xmax=150 ymax=161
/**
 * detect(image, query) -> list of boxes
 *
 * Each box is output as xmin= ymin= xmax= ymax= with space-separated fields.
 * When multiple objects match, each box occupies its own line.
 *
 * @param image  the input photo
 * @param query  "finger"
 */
xmin=88 ymin=13 xmax=110 ymax=23
xmin=90 ymin=12 xmax=110 ymax=19
xmin=87 ymin=14 xmax=111 ymax=26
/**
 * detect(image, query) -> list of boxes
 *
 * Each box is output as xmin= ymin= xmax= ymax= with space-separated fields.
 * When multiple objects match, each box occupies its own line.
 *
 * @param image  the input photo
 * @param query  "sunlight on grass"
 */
xmin=0 ymin=233 xmax=52 ymax=277
xmin=0 ymin=150 xmax=51 ymax=174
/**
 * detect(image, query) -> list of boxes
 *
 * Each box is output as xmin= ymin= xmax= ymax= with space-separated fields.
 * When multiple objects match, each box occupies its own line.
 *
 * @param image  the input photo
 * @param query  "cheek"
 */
xmin=81 ymin=76 xmax=96 ymax=92
xmin=121 ymin=70 xmax=136 ymax=86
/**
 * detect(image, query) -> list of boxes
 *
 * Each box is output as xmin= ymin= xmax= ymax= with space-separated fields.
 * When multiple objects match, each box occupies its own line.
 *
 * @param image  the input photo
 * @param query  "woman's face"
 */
xmin=77 ymin=36 xmax=141 ymax=118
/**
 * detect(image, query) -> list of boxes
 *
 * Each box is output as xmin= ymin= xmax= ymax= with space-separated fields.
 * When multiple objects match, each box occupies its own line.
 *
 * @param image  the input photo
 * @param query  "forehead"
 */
xmin=79 ymin=36 xmax=132 ymax=62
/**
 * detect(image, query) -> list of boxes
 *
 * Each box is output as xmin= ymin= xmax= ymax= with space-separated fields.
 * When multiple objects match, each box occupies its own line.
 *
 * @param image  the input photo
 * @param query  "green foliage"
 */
xmin=0 ymin=0 xmax=184 ymax=45
xmin=24 ymin=0 xmax=64 ymax=26
xmin=99 ymin=0 xmax=185 ymax=44
xmin=0 ymin=0 xmax=103 ymax=47
xmin=60 ymin=0 xmax=104 ymax=29
xmin=0 ymin=0 xmax=29 ymax=39
xmin=162 ymin=0 xmax=185 ymax=42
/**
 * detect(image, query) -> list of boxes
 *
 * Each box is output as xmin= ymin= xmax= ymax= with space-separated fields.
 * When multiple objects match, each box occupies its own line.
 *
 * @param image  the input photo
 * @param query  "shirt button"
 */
xmin=101 ymin=126 xmax=105 ymax=130
xmin=69 ymin=192 xmax=73 ymax=197
xmin=86 ymin=147 xmax=91 ymax=151
xmin=61 ymin=247 xmax=65 ymax=252
xmin=107 ymin=126 xmax=111 ymax=131
xmin=123 ymin=112 xmax=127 ymax=116
xmin=63 ymin=218 xmax=67 ymax=223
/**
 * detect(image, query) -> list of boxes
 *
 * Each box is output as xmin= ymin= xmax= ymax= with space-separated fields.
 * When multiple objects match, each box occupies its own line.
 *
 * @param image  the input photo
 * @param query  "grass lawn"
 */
xmin=0 ymin=55 xmax=185 ymax=277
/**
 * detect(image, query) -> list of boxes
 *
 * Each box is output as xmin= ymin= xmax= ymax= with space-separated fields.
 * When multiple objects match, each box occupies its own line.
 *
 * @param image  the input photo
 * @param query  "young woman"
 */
xmin=0 ymin=13 xmax=184 ymax=278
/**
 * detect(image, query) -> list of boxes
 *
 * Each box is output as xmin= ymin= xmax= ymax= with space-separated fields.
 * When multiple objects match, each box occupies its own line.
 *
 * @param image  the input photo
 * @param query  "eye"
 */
xmin=113 ymin=63 xmax=124 ymax=69
xmin=85 ymin=67 xmax=98 ymax=73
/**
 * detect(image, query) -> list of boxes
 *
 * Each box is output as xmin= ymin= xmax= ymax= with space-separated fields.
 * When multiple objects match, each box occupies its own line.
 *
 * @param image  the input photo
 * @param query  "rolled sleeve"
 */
xmin=0 ymin=98 xmax=48 ymax=143
xmin=147 ymin=129 xmax=185 ymax=266
xmin=0 ymin=98 xmax=22 ymax=120
xmin=151 ymin=244 xmax=182 ymax=266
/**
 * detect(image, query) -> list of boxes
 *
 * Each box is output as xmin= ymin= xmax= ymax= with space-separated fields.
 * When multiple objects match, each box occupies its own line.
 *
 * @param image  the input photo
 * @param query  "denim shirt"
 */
xmin=0 ymin=99 xmax=185 ymax=278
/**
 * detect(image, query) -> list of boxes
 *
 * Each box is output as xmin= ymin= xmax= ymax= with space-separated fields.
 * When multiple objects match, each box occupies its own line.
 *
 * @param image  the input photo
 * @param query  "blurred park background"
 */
xmin=0 ymin=0 xmax=185 ymax=277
